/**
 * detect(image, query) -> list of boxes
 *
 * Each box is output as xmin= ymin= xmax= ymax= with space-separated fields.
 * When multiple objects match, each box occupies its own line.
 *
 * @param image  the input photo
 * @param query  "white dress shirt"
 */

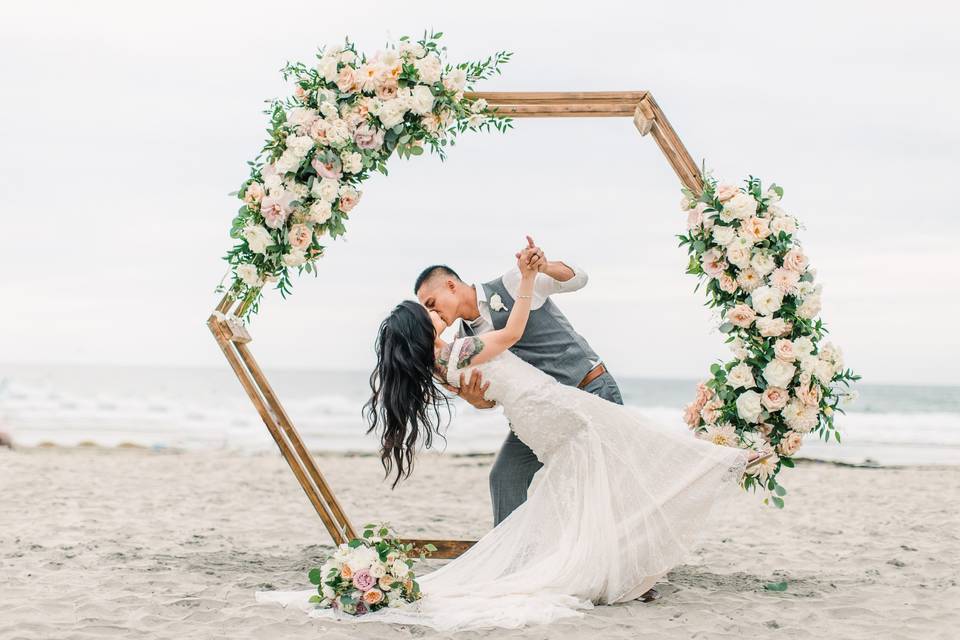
xmin=463 ymin=263 xmax=591 ymax=344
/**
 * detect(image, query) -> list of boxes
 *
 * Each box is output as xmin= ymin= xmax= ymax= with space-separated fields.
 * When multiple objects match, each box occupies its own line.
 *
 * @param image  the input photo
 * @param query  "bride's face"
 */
xmin=428 ymin=308 xmax=447 ymax=338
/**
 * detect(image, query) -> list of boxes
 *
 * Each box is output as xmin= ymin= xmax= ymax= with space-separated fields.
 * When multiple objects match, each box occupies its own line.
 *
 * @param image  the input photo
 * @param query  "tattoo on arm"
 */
xmin=456 ymin=337 xmax=485 ymax=369
xmin=435 ymin=342 xmax=453 ymax=382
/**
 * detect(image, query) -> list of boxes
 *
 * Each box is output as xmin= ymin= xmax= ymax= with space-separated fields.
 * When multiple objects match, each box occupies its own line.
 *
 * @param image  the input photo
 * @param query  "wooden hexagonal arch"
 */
xmin=207 ymin=91 xmax=703 ymax=559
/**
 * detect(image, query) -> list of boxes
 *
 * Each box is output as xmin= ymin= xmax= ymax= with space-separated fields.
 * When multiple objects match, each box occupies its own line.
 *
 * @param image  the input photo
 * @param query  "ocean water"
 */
xmin=1 ymin=363 xmax=958 ymax=466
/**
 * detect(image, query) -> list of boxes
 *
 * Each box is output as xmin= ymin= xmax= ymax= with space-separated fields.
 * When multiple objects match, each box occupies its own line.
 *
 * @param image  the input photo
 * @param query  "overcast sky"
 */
xmin=2 ymin=1 xmax=958 ymax=385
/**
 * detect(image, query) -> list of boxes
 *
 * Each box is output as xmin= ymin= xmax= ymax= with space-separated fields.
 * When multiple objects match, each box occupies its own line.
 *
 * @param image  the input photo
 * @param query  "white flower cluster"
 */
xmin=680 ymin=177 xmax=857 ymax=496
xmin=220 ymin=33 xmax=510 ymax=312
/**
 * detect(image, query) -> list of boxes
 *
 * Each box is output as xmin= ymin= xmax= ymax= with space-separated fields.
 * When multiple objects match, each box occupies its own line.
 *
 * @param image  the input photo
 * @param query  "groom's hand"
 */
xmin=445 ymin=370 xmax=495 ymax=409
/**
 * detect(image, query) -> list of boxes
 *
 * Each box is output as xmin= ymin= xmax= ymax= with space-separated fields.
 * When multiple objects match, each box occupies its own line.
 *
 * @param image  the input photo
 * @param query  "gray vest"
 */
xmin=458 ymin=277 xmax=600 ymax=387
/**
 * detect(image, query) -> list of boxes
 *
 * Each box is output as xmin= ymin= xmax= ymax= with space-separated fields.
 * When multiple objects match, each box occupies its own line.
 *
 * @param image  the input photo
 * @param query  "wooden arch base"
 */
xmin=207 ymin=91 xmax=704 ymax=559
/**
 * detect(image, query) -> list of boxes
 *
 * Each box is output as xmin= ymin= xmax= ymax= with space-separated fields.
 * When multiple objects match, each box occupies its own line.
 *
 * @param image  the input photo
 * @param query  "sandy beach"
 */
xmin=0 ymin=446 xmax=956 ymax=639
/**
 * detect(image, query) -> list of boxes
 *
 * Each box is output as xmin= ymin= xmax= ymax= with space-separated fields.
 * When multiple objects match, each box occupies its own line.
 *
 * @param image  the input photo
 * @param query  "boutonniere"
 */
xmin=489 ymin=293 xmax=509 ymax=312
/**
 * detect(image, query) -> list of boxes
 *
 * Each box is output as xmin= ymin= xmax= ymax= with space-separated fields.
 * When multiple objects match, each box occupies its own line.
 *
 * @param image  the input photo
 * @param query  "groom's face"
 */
xmin=417 ymin=278 xmax=459 ymax=326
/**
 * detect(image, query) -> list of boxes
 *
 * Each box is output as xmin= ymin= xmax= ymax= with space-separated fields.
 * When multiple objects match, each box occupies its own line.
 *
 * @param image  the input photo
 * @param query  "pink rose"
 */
xmin=260 ymin=192 xmax=295 ymax=229
xmin=376 ymin=79 xmax=398 ymax=100
xmin=701 ymin=248 xmax=728 ymax=278
xmin=308 ymin=118 xmax=329 ymax=144
xmin=727 ymin=303 xmax=757 ymax=328
xmin=352 ymin=569 xmax=376 ymax=591
xmin=761 ymin=386 xmax=789 ymax=411
xmin=700 ymin=398 xmax=723 ymax=425
xmin=684 ymin=402 xmax=701 ymax=428
xmin=718 ymin=273 xmax=737 ymax=293
xmin=716 ymin=184 xmax=739 ymax=202
xmin=311 ymin=155 xmax=342 ymax=180
xmin=777 ymin=430 xmax=803 ymax=456
xmin=354 ymin=124 xmax=385 ymax=150
xmin=243 ymin=182 xmax=264 ymax=205
xmin=338 ymin=187 xmax=360 ymax=212
xmin=686 ymin=207 xmax=703 ymax=231
xmin=795 ymin=382 xmax=822 ymax=406
xmin=288 ymin=223 xmax=312 ymax=250
xmin=773 ymin=339 xmax=796 ymax=362
xmin=783 ymin=248 xmax=809 ymax=273
xmin=294 ymin=84 xmax=309 ymax=103
xmin=336 ymin=66 xmax=358 ymax=93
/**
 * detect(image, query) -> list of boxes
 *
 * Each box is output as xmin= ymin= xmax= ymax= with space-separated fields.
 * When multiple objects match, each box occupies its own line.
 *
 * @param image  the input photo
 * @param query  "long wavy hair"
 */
xmin=363 ymin=300 xmax=451 ymax=488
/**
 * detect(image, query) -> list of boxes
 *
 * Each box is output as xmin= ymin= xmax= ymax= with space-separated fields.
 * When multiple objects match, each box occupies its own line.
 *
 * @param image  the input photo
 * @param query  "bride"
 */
xmin=256 ymin=244 xmax=768 ymax=631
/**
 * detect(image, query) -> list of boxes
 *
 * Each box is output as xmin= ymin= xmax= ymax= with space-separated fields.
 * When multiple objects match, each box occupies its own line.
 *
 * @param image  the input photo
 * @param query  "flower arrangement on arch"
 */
xmin=308 ymin=522 xmax=434 ymax=615
xmin=218 ymin=31 xmax=512 ymax=318
xmin=678 ymin=175 xmax=860 ymax=507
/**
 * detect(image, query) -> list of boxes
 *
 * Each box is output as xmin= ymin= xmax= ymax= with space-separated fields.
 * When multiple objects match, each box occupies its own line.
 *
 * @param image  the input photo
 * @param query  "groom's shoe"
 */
xmin=638 ymin=587 xmax=660 ymax=603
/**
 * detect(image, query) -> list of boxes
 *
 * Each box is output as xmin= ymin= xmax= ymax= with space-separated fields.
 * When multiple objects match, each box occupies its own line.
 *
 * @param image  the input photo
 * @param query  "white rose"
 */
xmin=286 ymin=107 xmax=318 ymax=131
xmin=409 ymin=84 xmax=435 ymax=115
xmin=346 ymin=546 xmax=378 ymax=571
xmin=750 ymin=252 xmax=776 ymax=277
xmin=792 ymin=336 xmax=814 ymax=358
xmin=722 ymin=192 xmax=758 ymax=221
xmin=241 ymin=225 xmax=274 ymax=254
xmin=726 ymin=243 xmax=752 ymax=269
xmin=282 ymin=251 xmax=307 ymax=267
xmin=797 ymin=294 xmax=822 ymax=319
xmin=443 ymin=68 xmax=467 ymax=92
xmin=319 ymin=101 xmax=338 ymax=118
xmin=751 ymin=285 xmax=784 ymax=316
xmin=274 ymin=148 xmax=302 ymax=174
xmin=711 ymin=225 xmax=737 ymax=246
xmin=378 ymin=99 xmax=407 ymax=128
xmin=325 ymin=119 xmax=352 ymax=147
xmin=763 ymin=358 xmax=797 ymax=388
xmin=338 ymin=49 xmax=357 ymax=64
xmin=285 ymin=134 xmax=315 ymax=158
xmin=307 ymin=199 xmax=332 ymax=224
xmin=236 ymin=264 xmax=261 ymax=287
xmin=312 ymin=177 xmax=340 ymax=202
xmin=369 ymin=562 xmax=387 ymax=579
xmin=399 ymin=42 xmax=425 ymax=60
xmin=316 ymin=56 xmax=339 ymax=82
xmin=770 ymin=215 xmax=797 ymax=235
xmin=814 ymin=358 xmax=835 ymax=383
xmin=413 ymin=54 xmax=442 ymax=84
xmin=727 ymin=362 xmax=756 ymax=389
xmin=341 ymin=151 xmax=363 ymax=174
xmin=469 ymin=97 xmax=488 ymax=113
xmin=391 ymin=559 xmax=409 ymax=577
xmin=736 ymin=390 xmax=763 ymax=423
xmin=316 ymin=88 xmax=336 ymax=104
xmin=729 ymin=337 xmax=749 ymax=360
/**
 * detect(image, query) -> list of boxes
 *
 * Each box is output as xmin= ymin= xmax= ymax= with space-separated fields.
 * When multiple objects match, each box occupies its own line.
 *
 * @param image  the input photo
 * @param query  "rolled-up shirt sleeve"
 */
xmin=536 ymin=262 xmax=588 ymax=297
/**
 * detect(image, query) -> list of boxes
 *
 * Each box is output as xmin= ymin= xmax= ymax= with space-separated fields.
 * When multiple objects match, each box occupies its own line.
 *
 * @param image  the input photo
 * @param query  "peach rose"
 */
xmin=777 ymin=430 xmax=803 ymax=456
xmin=718 ymin=273 xmax=737 ymax=293
xmin=756 ymin=316 xmax=790 ymax=338
xmin=376 ymin=79 xmax=399 ymax=100
xmin=727 ymin=303 xmax=757 ymax=328
xmin=700 ymin=398 xmax=723 ymax=425
xmin=244 ymin=182 xmax=264 ymax=205
xmin=795 ymin=382 xmax=822 ymax=406
xmin=288 ymin=223 xmax=312 ymax=250
xmin=740 ymin=216 xmax=771 ymax=243
xmin=362 ymin=589 xmax=384 ymax=605
xmin=783 ymin=248 xmax=809 ymax=272
xmin=378 ymin=575 xmax=394 ymax=591
xmin=716 ymin=184 xmax=739 ymax=202
xmin=774 ymin=338 xmax=796 ymax=362
xmin=700 ymin=248 xmax=728 ymax=278
xmin=336 ymin=66 xmax=358 ymax=93
xmin=684 ymin=402 xmax=701 ymax=428
xmin=340 ymin=564 xmax=353 ymax=579
xmin=338 ymin=187 xmax=361 ymax=212
xmin=761 ymin=386 xmax=789 ymax=412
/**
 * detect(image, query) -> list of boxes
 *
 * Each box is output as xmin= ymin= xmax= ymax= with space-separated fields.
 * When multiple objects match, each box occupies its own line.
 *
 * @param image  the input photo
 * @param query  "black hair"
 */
xmin=413 ymin=265 xmax=461 ymax=295
xmin=363 ymin=300 xmax=451 ymax=488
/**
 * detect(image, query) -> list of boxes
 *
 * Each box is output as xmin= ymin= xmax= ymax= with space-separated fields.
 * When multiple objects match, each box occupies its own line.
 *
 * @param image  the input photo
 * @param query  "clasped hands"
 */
xmin=441 ymin=236 xmax=545 ymax=409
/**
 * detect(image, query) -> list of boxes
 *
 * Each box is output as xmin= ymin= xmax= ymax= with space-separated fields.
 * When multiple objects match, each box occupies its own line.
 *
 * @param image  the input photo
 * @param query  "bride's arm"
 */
xmin=453 ymin=250 xmax=537 ymax=369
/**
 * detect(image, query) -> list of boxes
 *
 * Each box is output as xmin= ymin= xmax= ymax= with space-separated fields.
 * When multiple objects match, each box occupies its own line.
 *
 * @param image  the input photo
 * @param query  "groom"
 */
xmin=416 ymin=236 xmax=622 ymax=524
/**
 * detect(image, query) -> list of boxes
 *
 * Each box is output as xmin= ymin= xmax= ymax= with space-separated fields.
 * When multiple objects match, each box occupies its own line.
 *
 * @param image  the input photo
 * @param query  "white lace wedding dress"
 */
xmin=255 ymin=337 xmax=751 ymax=630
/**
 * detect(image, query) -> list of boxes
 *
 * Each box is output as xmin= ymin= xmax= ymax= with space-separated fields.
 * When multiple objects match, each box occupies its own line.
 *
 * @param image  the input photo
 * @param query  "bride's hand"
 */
xmin=516 ymin=247 xmax=537 ymax=277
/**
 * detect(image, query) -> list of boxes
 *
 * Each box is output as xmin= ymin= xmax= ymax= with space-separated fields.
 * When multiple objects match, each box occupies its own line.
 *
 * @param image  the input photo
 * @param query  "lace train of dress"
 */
xmin=255 ymin=338 xmax=751 ymax=631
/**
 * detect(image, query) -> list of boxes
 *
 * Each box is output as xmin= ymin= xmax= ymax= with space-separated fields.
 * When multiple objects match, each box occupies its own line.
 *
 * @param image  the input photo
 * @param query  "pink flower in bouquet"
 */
xmin=718 ymin=272 xmax=737 ymax=294
xmin=288 ymin=223 xmax=312 ymax=250
xmin=312 ymin=155 xmax=343 ymax=180
xmin=352 ymin=568 xmax=376 ymax=591
xmin=355 ymin=600 xmax=368 ymax=615
xmin=378 ymin=575 xmax=394 ymax=591
xmin=362 ymin=589 xmax=384 ymax=605
xmin=336 ymin=66 xmax=358 ymax=93
xmin=727 ymin=303 xmax=757 ymax=328
xmin=777 ymin=430 xmax=804 ymax=456
xmin=683 ymin=402 xmax=701 ymax=428
xmin=700 ymin=248 xmax=728 ymax=278
xmin=376 ymin=79 xmax=399 ymax=100
xmin=699 ymin=398 xmax=723 ymax=424
xmin=354 ymin=123 xmax=385 ymax=150
xmin=795 ymin=381 xmax=822 ymax=406
xmin=716 ymin=184 xmax=739 ymax=202
xmin=783 ymin=248 xmax=809 ymax=272
xmin=260 ymin=192 xmax=295 ymax=229
xmin=244 ymin=182 xmax=264 ymax=205
xmin=774 ymin=338 xmax=796 ymax=362
xmin=338 ymin=187 xmax=361 ymax=212
xmin=761 ymin=386 xmax=789 ymax=412
xmin=770 ymin=267 xmax=801 ymax=294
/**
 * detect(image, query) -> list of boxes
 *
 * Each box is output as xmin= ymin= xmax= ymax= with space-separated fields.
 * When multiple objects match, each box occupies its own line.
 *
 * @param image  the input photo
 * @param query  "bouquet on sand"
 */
xmin=308 ymin=523 xmax=435 ymax=615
